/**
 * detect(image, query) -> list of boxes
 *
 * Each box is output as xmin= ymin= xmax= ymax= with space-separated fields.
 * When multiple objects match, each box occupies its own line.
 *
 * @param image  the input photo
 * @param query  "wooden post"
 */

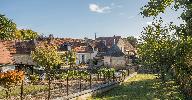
xmin=108 ymin=70 xmax=110 ymax=83
xmin=121 ymin=71 xmax=123 ymax=81
xmin=79 ymin=75 xmax=82 ymax=92
xmin=20 ymin=80 xmax=24 ymax=100
xmin=103 ymin=73 xmax=106 ymax=82
xmin=48 ymin=66 xmax=51 ymax=100
xmin=89 ymin=74 xmax=92 ymax=89
xmin=67 ymin=76 xmax=69 ymax=96
xmin=97 ymin=73 xmax=99 ymax=81
xmin=128 ymin=69 xmax=129 ymax=76
xmin=113 ymin=72 xmax=115 ymax=82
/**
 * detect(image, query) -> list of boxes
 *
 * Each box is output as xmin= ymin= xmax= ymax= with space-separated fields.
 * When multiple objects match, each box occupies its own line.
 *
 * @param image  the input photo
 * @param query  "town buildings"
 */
xmin=0 ymin=35 xmax=136 ymax=71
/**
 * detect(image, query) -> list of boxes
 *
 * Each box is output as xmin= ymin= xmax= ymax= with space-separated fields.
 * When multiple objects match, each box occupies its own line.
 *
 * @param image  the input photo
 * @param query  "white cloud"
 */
xmin=89 ymin=4 xmax=111 ymax=13
xmin=146 ymin=21 xmax=152 ymax=25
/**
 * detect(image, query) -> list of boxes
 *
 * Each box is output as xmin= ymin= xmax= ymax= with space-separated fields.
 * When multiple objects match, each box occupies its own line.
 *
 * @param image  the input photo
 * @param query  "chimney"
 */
xmin=95 ymin=33 xmax=97 ymax=40
xmin=113 ymin=35 xmax=116 ymax=45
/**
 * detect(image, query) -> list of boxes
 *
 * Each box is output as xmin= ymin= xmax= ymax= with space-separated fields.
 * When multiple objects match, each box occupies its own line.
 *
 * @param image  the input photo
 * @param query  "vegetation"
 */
xmin=0 ymin=70 xmax=25 ymax=98
xmin=60 ymin=70 xmax=89 ymax=80
xmin=139 ymin=0 xmax=192 ymax=98
xmin=32 ymin=43 xmax=62 ymax=99
xmin=60 ymin=50 xmax=76 ymax=67
xmin=93 ymin=74 xmax=184 ymax=100
xmin=97 ymin=68 xmax=115 ymax=78
xmin=16 ymin=29 xmax=39 ymax=40
xmin=0 ymin=14 xmax=17 ymax=40
xmin=126 ymin=36 xmax=138 ymax=48
xmin=0 ymin=14 xmax=39 ymax=40
xmin=0 ymin=84 xmax=48 ymax=99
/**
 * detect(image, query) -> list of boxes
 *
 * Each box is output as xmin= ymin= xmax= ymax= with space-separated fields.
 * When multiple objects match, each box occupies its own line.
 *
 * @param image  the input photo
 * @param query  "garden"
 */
xmin=0 ymin=67 xmax=137 ymax=100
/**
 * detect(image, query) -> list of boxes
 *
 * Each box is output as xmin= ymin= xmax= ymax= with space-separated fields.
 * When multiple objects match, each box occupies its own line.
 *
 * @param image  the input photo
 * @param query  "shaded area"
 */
xmin=92 ymin=74 xmax=184 ymax=100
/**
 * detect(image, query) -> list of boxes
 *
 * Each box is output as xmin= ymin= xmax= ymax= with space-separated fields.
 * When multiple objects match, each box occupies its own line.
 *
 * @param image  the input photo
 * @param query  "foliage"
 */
xmin=0 ymin=14 xmax=17 ymax=40
xmin=17 ymin=29 xmax=39 ymax=40
xmin=140 ymin=0 xmax=192 ymax=98
xmin=0 ymin=84 xmax=48 ymax=99
xmin=60 ymin=70 xmax=89 ymax=79
xmin=29 ymin=74 xmax=40 ymax=84
xmin=60 ymin=50 xmax=76 ymax=67
xmin=32 ymin=44 xmax=62 ymax=71
xmin=97 ymin=68 xmax=115 ymax=78
xmin=0 ymin=70 xmax=24 ymax=98
xmin=126 ymin=36 xmax=138 ymax=48
xmin=138 ymin=19 xmax=176 ymax=79
xmin=32 ymin=43 xmax=62 ymax=99
xmin=0 ymin=70 xmax=24 ymax=86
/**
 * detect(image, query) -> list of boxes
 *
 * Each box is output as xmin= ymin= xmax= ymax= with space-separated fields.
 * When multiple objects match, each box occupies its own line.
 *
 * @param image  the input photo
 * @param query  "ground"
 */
xmin=91 ymin=74 xmax=184 ymax=100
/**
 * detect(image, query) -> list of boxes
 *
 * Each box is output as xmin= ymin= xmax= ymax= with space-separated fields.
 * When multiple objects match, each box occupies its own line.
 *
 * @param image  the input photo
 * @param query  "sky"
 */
xmin=0 ymin=0 xmax=183 ymax=39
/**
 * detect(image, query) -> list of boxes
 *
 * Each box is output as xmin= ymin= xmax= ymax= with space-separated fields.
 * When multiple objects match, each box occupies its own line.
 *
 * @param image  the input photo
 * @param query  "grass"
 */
xmin=91 ymin=74 xmax=184 ymax=100
xmin=0 ymin=84 xmax=48 ymax=98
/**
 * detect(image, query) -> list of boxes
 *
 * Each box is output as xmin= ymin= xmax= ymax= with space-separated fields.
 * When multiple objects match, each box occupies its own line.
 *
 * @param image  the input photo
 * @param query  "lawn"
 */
xmin=91 ymin=74 xmax=184 ymax=100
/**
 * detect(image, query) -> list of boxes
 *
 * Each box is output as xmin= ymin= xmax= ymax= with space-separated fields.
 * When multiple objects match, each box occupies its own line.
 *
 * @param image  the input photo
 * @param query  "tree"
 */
xmin=126 ymin=36 xmax=138 ymax=48
xmin=0 ymin=70 xmax=24 ymax=98
xmin=18 ymin=29 xmax=38 ymax=40
xmin=0 ymin=14 xmax=17 ymax=40
xmin=138 ymin=19 xmax=176 ymax=81
xmin=140 ymin=0 xmax=192 ymax=98
xmin=32 ymin=43 xmax=62 ymax=99
xmin=60 ymin=50 xmax=76 ymax=67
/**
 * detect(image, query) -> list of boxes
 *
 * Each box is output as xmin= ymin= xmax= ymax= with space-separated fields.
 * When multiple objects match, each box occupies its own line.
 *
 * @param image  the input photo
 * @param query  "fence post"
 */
xmin=128 ymin=69 xmax=129 ymax=76
xmin=103 ymin=72 xmax=106 ymax=82
xmin=113 ymin=72 xmax=115 ymax=82
xmin=67 ymin=76 xmax=69 ymax=96
xmin=20 ymin=80 xmax=24 ymax=100
xmin=107 ymin=70 xmax=110 ymax=83
xmin=121 ymin=71 xmax=124 ymax=81
xmin=89 ymin=74 xmax=92 ymax=89
xmin=79 ymin=75 xmax=82 ymax=92
xmin=97 ymin=73 xmax=99 ymax=81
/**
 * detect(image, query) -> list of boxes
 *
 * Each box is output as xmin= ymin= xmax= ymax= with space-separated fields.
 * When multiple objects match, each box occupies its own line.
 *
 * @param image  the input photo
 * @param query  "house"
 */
xmin=75 ymin=45 xmax=97 ymax=65
xmin=0 ymin=42 xmax=14 ymax=72
xmin=96 ymin=35 xmax=135 ymax=55
xmin=94 ymin=40 xmax=108 ymax=58
xmin=103 ymin=44 xmax=126 ymax=68
xmin=13 ymin=40 xmax=36 ymax=66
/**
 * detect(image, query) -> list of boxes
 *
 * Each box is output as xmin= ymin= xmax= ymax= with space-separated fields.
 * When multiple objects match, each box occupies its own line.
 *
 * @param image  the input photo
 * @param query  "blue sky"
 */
xmin=0 ymin=0 xmax=183 ymax=39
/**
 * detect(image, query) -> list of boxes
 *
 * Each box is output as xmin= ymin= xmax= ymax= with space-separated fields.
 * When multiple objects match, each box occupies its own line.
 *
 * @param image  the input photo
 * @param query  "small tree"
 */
xmin=18 ymin=29 xmax=38 ymax=40
xmin=32 ymin=43 xmax=62 ymax=99
xmin=61 ymin=50 xmax=76 ymax=68
xmin=0 ymin=70 xmax=24 ymax=98
xmin=138 ymin=19 xmax=176 ymax=81
xmin=126 ymin=36 xmax=138 ymax=48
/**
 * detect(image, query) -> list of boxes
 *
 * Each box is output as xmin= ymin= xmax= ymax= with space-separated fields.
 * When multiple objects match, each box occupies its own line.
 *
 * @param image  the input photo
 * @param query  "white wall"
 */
xmin=76 ymin=53 xmax=90 ymax=65
xmin=76 ymin=50 xmax=98 ymax=65
xmin=13 ymin=54 xmax=36 ymax=65
xmin=104 ymin=56 xmax=126 ymax=67
xmin=117 ymin=39 xmax=125 ymax=53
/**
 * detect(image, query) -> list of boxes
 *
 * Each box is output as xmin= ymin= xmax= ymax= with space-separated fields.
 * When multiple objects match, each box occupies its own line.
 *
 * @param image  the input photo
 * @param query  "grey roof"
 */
xmin=105 ymin=44 xmax=125 ymax=57
xmin=95 ymin=41 xmax=108 ymax=52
